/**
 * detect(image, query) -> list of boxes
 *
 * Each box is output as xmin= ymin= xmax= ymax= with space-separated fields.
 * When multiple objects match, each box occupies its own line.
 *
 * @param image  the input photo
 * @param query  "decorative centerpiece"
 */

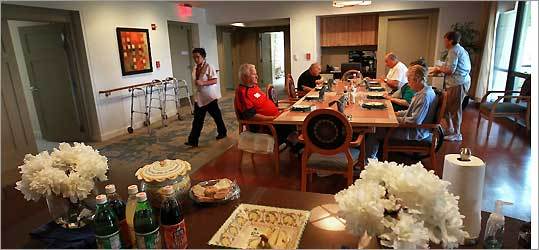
xmin=335 ymin=160 xmax=469 ymax=249
xmin=15 ymin=143 xmax=109 ymax=228
xmin=135 ymin=159 xmax=191 ymax=208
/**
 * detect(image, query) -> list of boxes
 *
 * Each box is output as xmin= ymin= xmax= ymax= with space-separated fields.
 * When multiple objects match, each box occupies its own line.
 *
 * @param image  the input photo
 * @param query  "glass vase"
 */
xmin=45 ymin=195 xmax=94 ymax=229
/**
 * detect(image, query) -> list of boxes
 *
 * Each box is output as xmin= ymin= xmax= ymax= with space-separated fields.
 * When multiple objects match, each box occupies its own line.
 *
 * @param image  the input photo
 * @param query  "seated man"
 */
xmin=383 ymin=59 xmax=427 ymax=111
xmin=297 ymin=63 xmax=324 ymax=93
xmin=366 ymin=65 xmax=438 ymax=160
xmin=234 ymin=63 xmax=298 ymax=146
xmin=376 ymin=53 xmax=408 ymax=92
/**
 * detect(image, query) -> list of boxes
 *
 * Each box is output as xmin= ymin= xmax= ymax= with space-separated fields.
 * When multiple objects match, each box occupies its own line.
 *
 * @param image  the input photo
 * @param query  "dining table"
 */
xmin=273 ymin=79 xmax=399 ymax=129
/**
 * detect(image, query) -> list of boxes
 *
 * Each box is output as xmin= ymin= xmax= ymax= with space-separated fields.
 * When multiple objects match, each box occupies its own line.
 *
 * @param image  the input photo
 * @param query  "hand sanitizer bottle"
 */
xmin=484 ymin=200 xmax=513 ymax=248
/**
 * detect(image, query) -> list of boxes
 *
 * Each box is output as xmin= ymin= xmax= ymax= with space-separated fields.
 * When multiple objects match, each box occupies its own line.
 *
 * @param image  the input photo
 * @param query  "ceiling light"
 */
xmin=333 ymin=0 xmax=372 ymax=8
xmin=230 ymin=22 xmax=245 ymax=27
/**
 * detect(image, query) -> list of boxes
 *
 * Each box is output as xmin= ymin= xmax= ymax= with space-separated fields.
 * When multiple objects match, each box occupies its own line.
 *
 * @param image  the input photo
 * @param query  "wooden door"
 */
xmin=321 ymin=16 xmax=348 ymax=46
xmin=19 ymin=23 xmax=84 ymax=142
xmin=360 ymin=15 xmax=378 ymax=45
xmin=168 ymin=22 xmax=194 ymax=97
xmin=1 ymin=19 xmax=37 ymax=185
xmin=259 ymin=32 xmax=273 ymax=87
xmin=347 ymin=15 xmax=363 ymax=46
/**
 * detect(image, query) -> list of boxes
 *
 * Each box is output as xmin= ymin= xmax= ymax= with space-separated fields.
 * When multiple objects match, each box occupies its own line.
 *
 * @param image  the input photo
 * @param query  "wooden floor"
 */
xmin=193 ymin=105 xmax=532 ymax=221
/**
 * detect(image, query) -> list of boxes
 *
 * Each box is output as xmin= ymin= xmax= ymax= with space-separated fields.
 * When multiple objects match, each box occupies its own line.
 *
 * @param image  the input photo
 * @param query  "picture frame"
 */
xmin=116 ymin=27 xmax=153 ymax=76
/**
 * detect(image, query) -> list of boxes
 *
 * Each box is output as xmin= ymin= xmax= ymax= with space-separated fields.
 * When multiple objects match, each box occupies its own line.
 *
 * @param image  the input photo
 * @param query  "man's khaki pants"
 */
xmin=445 ymin=84 xmax=466 ymax=135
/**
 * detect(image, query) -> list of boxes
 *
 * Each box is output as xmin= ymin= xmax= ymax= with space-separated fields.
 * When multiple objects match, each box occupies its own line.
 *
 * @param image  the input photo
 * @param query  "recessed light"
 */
xmin=333 ymin=0 xmax=372 ymax=8
xmin=230 ymin=22 xmax=245 ymax=27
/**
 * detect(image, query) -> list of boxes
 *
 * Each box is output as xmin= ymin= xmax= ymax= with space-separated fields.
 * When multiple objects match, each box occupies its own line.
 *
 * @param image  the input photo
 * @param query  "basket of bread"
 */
xmin=189 ymin=178 xmax=240 ymax=203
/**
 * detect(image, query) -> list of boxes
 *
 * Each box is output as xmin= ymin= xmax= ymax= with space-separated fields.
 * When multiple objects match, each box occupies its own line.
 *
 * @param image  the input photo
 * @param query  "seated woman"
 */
xmin=384 ymin=59 xmax=428 ymax=111
xmin=234 ymin=63 xmax=300 ymax=148
xmin=366 ymin=64 xmax=438 ymax=160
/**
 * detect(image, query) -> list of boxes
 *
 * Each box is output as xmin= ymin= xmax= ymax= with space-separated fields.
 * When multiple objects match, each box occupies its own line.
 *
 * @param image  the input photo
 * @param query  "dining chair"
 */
xmin=341 ymin=70 xmax=362 ymax=82
xmin=233 ymin=102 xmax=282 ymax=175
xmin=266 ymin=84 xmax=295 ymax=110
xmin=477 ymin=74 xmax=531 ymax=137
xmin=285 ymin=74 xmax=304 ymax=100
xmin=299 ymin=108 xmax=365 ymax=192
xmin=382 ymin=89 xmax=447 ymax=173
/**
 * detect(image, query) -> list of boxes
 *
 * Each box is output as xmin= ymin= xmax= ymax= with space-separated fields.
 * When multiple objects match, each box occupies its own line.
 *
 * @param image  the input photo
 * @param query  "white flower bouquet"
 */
xmin=15 ymin=142 xmax=109 ymax=203
xmin=335 ymin=160 xmax=469 ymax=249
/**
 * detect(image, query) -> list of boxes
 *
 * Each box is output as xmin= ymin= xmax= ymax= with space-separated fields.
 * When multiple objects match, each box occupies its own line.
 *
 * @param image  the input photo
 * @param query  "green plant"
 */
xmin=441 ymin=22 xmax=481 ymax=60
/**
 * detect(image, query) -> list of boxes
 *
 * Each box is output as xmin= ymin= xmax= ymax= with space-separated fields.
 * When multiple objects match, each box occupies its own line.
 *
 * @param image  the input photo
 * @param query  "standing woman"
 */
xmin=185 ymin=48 xmax=227 ymax=147
xmin=433 ymin=31 xmax=471 ymax=142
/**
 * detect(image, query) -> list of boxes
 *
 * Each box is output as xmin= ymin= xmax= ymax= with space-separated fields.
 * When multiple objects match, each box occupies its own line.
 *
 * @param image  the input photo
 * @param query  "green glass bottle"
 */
xmin=94 ymin=194 xmax=122 ymax=249
xmin=134 ymin=192 xmax=161 ymax=249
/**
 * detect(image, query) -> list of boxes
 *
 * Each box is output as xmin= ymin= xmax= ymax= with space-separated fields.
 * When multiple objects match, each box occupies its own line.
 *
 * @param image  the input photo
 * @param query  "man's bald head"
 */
xmin=384 ymin=52 xmax=399 ymax=68
xmin=309 ymin=63 xmax=321 ymax=76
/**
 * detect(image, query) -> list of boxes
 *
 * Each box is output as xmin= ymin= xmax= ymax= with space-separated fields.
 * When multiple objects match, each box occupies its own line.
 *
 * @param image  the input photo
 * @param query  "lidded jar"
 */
xmin=135 ymin=159 xmax=191 ymax=209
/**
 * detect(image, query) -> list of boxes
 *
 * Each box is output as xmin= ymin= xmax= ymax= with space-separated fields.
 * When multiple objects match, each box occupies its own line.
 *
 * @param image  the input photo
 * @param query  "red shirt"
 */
xmin=234 ymin=84 xmax=279 ymax=119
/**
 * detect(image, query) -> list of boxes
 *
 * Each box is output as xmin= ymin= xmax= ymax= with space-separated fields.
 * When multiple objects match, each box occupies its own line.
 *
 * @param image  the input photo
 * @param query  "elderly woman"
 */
xmin=366 ymin=65 xmax=438 ymax=160
xmin=432 ymin=31 xmax=471 ymax=142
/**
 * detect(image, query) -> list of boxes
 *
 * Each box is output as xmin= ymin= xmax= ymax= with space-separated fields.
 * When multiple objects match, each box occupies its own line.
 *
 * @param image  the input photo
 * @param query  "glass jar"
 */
xmin=46 ymin=195 xmax=94 ymax=229
xmin=141 ymin=175 xmax=191 ymax=209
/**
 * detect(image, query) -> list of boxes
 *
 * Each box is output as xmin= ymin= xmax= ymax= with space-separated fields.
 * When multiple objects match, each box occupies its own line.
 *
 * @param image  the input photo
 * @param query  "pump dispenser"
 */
xmin=484 ymin=200 xmax=513 ymax=248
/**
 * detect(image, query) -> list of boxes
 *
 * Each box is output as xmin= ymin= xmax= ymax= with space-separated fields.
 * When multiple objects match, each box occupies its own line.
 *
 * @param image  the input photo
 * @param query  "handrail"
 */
xmin=99 ymin=81 xmax=157 ymax=96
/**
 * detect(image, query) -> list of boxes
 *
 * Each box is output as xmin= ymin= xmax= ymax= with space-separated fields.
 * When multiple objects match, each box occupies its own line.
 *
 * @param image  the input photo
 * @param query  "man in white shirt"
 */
xmin=378 ymin=53 xmax=408 ymax=91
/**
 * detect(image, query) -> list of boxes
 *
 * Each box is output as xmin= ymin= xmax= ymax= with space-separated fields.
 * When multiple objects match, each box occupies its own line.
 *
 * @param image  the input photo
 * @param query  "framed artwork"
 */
xmin=116 ymin=27 xmax=153 ymax=75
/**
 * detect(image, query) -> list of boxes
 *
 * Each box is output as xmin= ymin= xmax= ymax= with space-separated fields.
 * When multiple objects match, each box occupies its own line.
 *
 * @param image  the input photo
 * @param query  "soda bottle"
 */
xmin=94 ymin=194 xmax=122 ymax=249
xmin=160 ymin=186 xmax=188 ymax=249
xmin=134 ymin=192 xmax=161 ymax=249
xmin=125 ymin=185 xmax=138 ymax=248
xmin=105 ymin=184 xmax=131 ymax=248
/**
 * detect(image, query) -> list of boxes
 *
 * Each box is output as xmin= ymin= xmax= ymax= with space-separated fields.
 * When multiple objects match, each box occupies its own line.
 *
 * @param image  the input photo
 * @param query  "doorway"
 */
xmin=259 ymin=31 xmax=285 ymax=89
xmin=167 ymin=21 xmax=194 ymax=97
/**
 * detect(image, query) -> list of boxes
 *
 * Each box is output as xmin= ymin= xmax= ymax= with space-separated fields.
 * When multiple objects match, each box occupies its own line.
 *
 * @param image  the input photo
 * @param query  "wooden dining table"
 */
xmin=273 ymin=80 xmax=399 ymax=128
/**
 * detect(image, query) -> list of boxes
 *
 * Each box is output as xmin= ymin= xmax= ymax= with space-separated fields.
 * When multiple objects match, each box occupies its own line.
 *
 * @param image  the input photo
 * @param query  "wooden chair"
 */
xmin=266 ymin=84 xmax=294 ymax=110
xmin=341 ymin=70 xmax=362 ymax=82
xmin=383 ymin=90 xmax=447 ymax=172
xmin=477 ymin=74 xmax=531 ymax=137
xmin=299 ymin=108 xmax=365 ymax=192
xmin=233 ymin=102 xmax=281 ymax=175
xmin=285 ymin=74 xmax=304 ymax=100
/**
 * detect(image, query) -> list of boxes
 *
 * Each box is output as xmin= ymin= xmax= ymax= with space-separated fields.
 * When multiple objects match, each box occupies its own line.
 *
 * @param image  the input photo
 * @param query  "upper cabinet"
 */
xmin=320 ymin=14 xmax=378 ymax=47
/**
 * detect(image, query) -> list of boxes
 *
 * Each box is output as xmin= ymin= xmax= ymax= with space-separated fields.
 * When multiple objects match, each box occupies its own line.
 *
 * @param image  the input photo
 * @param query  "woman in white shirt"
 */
xmin=185 ymin=48 xmax=227 ymax=147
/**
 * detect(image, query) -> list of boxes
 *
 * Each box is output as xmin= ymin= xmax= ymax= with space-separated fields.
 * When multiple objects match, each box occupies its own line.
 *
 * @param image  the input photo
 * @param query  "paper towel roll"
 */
xmin=442 ymin=154 xmax=486 ymax=239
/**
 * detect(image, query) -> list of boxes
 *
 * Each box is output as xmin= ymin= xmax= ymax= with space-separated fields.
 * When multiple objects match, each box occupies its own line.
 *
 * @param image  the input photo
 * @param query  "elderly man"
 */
xmin=383 ymin=58 xmax=427 ymax=111
xmin=366 ymin=65 xmax=438 ymax=159
xmin=432 ymin=31 xmax=471 ymax=142
xmin=297 ymin=63 xmax=324 ymax=92
xmin=234 ymin=63 xmax=299 ymax=146
xmin=376 ymin=53 xmax=408 ymax=91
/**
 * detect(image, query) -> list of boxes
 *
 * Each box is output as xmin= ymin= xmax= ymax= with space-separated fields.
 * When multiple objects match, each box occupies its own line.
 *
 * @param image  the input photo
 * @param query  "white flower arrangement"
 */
xmin=335 ymin=160 xmax=469 ymax=249
xmin=15 ymin=142 xmax=109 ymax=203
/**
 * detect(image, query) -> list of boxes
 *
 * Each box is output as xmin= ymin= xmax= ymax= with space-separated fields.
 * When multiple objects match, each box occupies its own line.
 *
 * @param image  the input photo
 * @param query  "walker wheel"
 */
xmin=127 ymin=127 xmax=134 ymax=133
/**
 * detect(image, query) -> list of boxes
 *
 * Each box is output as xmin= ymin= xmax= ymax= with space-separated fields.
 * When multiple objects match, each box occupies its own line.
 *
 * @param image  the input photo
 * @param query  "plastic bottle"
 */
xmin=134 ymin=192 xmax=161 ymax=249
xmin=94 ymin=194 xmax=122 ymax=249
xmin=125 ymin=185 xmax=139 ymax=248
xmin=105 ymin=184 xmax=131 ymax=248
xmin=484 ymin=200 xmax=513 ymax=248
xmin=160 ymin=185 xmax=188 ymax=249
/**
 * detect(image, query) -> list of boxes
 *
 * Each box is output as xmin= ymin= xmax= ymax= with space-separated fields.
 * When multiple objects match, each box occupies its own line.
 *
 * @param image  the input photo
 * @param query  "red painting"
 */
xmin=116 ymin=28 xmax=153 ymax=75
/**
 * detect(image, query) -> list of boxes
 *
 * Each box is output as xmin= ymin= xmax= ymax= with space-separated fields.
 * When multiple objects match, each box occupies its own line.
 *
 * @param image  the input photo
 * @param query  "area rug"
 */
xmin=95 ymin=92 xmax=238 ymax=174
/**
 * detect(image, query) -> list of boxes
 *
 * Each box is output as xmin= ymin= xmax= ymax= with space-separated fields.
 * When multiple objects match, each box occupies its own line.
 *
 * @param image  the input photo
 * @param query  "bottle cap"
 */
xmin=136 ymin=192 xmax=147 ymax=202
xmin=127 ymin=185 xmax=139 ymax=195
xmin=105 ymin=184 xmax=116 ymax=194
xmin=96 ymin=194 xmax=107 ymax=204
xmin=161 ymin=185 xmax=174 ymax=195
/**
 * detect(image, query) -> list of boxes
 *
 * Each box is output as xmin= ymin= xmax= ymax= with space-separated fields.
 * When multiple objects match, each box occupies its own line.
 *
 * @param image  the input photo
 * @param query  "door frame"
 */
xmin=376 ymin=9 xmax=439 ymax=77
xmin=166 ymin=20 xmax=195 ymax=96
xmin=2 ymin=4 xmax=100 ymax=142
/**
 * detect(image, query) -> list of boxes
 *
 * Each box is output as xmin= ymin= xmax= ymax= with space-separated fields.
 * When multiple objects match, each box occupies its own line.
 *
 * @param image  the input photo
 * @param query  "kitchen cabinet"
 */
xmin=321 ymin=14 xmax=378 ymax=47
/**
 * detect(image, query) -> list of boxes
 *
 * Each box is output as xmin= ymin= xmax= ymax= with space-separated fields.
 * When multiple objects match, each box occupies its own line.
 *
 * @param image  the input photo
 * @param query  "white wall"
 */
xmin=7 ymin=20 xmax=50 ymax=138
xmin=11 ymin=1 xmax=219 ymax=140
xmin=202 ymin=1 xmax=487 ymax=80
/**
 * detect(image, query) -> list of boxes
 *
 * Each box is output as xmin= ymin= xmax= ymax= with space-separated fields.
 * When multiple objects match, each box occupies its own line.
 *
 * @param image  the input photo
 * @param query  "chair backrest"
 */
xmin=519 ymin=76 xmax=531 ymax=97
xmin=266 ymin=84 xmax=278 ymax=105
xmin=285 ymin=74 xmax=297 ymax=99
xmin=341 ymin=70 xmax=363 ymax=82
xmin=302 ymin=108 xmax=352 ymax=155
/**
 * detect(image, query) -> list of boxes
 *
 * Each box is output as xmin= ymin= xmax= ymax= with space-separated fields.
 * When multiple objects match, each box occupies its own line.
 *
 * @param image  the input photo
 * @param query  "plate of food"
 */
xmin=208 ymin=204 xmax=310 ymax=249
xmin=190 ymin=178 xmax=240 ymax=203
xmin=362 ymin=101 xmax=387 ymax=109
xmin=304 ymin=93 xmax=320 ymax=100
xmin=367 ymin=93 xmax=385 ymax=99
xmin=368 ymin=86 xmax=385 ymax=92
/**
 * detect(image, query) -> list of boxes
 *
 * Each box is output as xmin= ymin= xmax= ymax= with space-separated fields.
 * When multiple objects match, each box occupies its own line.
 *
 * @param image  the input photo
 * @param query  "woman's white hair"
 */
xmin=239 ymin=63 xmax=255 ymax=81
xmin=407 ymin=65 xmax=428 ymax=86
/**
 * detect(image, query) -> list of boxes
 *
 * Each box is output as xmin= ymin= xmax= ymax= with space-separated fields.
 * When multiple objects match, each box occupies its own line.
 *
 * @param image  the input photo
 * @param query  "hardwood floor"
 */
xmin=193 ymin=105 xmax=532 ymax=221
